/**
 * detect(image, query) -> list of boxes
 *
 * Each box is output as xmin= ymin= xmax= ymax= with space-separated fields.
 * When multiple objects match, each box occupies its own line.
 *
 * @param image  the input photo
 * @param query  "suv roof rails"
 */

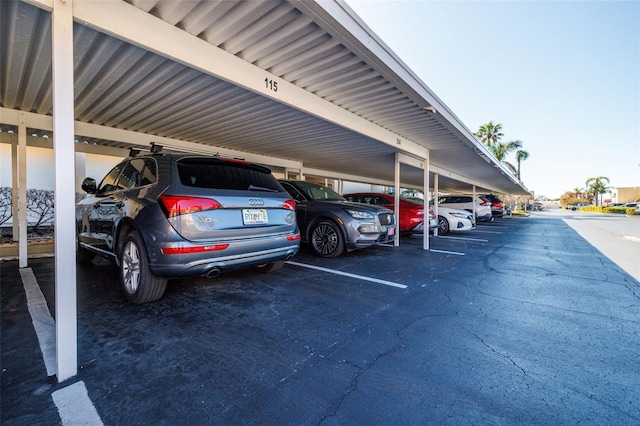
xmin=128 ymin=142 xmax=163 ymax=157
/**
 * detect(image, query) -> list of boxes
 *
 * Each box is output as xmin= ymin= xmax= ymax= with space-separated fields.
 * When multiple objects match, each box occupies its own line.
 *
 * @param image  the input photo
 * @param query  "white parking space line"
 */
xmin=429 ymin=249 xmax=465 ymax=256
xmin=438 ymin=236 xmax=489 ymax=242
xmin=52 ymin=381 xmax=104 ymax=426
xmin=286 ymin=261 xmax=407 ymax=289
xmin=19 ymin=268 xmax=56 ymax=376
xmin=20 ymin=269 xmax=104 ymax=425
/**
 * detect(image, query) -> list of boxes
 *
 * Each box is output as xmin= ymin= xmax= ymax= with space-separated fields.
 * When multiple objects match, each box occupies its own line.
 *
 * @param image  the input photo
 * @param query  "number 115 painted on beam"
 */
xmin=265 ymin=78 xmax=278 ymax=92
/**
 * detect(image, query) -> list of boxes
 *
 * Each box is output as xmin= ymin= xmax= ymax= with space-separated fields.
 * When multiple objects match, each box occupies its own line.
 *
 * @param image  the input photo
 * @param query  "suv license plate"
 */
xmin=243 ymin=209 xmax=268 ymax=225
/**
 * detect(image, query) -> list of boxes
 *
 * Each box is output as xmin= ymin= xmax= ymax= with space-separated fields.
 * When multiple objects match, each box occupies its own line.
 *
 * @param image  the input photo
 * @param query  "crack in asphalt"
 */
xmin=317 ymin=342 xmax=405 ymax=425
xmin=473 ymin=333 xmax=527 ymax=377
xmin=624 ymin=283 xmax=640 ymax=301
xmin=318 ymin=311 xmax=449 ymax=424
xmin=473 ymin=289 xmax=640 ymax=323
xmin=269 ymin=297 xmax=324 ymax=385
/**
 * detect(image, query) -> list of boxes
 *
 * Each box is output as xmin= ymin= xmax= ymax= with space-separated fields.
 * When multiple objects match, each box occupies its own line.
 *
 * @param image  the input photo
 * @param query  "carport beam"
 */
xmin=52 ymin=0 xmax=78 ymax=383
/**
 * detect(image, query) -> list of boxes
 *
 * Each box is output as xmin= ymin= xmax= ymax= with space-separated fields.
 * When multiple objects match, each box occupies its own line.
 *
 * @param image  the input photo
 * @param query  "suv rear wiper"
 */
xmin=248 ymin=184 xmax=278 ymax=192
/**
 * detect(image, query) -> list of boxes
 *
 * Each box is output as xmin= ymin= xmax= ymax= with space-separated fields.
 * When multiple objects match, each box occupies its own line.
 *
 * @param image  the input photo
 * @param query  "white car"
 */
xmin=433 ymin=206 xmax=475 ymax=234
xmin=437 ymin=195 xmax=493 ymax=222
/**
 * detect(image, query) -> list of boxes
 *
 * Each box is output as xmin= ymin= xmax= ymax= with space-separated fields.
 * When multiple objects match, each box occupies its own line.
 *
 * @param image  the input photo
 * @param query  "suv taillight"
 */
xmin=158 ymin=195 xmax=222 ymax=218
xmin=283 ymin=199 xmax=296 ymax=211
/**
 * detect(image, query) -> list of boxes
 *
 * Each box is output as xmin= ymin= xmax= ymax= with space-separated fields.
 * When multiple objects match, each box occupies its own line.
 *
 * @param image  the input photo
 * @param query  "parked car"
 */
xmin=278 ymin=180 xmax=396 ymax=258
xmin=436 ymin=195 xmax=493 ymax=222
xmin=570 ymin=203 xmax=586 ymax=211
xmin=480 ymin=194 xmax=505 ymax=217
xmin=76 ymin=149 xmax=300 ymax=303
xmin=433 ymin=206 xmax=475 ymax=234
xmin=342 ymin=192 xmax=437 ymax=234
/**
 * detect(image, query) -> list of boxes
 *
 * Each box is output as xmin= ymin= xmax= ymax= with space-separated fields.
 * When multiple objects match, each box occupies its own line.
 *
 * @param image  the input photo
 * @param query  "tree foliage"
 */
xmin=560 ymin=191 xmax=591 ymax=207
xmin=26 ymin=189 xmax=55 ymax=233
xmin=585 ymin=176 xmax=610 ymax=207
xmin=475 ymin=122 xmax=529 ymax=181
xmin=0 ymin=187 xmax=12 ymax=226
xmin=515 ymin=149 xmax=529 ymax=179
xmin=475 ymin=121 xmax=504 ymax=150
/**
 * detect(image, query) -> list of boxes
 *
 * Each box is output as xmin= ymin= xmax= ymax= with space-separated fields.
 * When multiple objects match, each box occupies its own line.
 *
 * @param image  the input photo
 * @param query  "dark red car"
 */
xmin=343 ymin=192 xmax=437 ymax=234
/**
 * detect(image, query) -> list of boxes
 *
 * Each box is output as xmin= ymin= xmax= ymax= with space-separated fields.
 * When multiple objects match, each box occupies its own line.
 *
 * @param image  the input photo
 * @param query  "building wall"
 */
xmin=617 ymin=187 xmax=640 ymax=204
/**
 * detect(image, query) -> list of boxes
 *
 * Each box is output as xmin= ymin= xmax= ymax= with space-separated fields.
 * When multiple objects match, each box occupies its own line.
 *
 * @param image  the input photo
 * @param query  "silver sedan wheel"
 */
xmin=437 ymin=216 xmax=450 ymax=234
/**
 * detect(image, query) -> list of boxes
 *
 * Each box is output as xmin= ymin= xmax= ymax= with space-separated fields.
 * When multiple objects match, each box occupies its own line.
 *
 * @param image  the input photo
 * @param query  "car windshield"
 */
xmin=294 ymin=181 xmax=345 ymax=201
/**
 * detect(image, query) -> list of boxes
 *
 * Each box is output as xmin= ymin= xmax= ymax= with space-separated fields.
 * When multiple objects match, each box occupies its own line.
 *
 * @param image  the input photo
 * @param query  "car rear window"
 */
xmin=177 ymin=158 xmax=283 ymax=191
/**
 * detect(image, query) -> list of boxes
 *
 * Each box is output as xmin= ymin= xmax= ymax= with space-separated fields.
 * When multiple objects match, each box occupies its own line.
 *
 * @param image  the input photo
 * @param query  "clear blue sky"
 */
xmin=346 ymin=0 xmax=639 ymax=199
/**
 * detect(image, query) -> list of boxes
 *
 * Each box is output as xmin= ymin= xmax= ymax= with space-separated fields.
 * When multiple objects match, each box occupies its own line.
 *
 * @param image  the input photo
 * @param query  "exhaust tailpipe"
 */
xmin=204 ymin=268 xmax=221 ymax=279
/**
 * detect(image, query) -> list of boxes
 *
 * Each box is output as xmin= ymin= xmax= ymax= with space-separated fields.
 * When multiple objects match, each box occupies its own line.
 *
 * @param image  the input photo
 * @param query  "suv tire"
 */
xmin=119 ymin=230 xmax=167 ymax=304
xmin=311 ymin=220 xmax=345 ymax=258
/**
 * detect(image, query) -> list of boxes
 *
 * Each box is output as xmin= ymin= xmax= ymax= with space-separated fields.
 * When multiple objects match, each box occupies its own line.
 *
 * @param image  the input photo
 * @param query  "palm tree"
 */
xmin=494 ymin=139 xmax=523 ymax=162
xmin=515 ymin=149 xmax=529 ymax=180
xmin=475 ymin=121 xmax=504 ymax=151
xmin=585 ymin=176 xmax=610 ymax=206
xmin=573 ymin=187 xmax=583 ymax=198
xmin=489 ymin=139 xmax=522 ymax=176
xmin=476 ymin=124 xmax=529 ymax=178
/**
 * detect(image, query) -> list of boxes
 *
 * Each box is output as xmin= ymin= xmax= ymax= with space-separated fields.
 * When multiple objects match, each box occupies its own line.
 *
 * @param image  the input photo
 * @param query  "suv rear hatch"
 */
xmin=161 ymin=157 xmax=297 ymax=242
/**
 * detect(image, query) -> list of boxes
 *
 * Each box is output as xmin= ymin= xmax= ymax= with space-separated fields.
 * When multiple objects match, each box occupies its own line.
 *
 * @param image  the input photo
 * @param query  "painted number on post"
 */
xmin=265 ymin=78 xmax=278 ymax=92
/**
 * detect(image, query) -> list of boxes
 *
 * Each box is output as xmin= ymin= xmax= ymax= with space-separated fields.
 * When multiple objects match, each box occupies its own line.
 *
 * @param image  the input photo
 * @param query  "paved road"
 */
xmin=2 ymin=212 xmax=639 ymax=424
xmin=547 ymin=208 xmax=640 ymax=282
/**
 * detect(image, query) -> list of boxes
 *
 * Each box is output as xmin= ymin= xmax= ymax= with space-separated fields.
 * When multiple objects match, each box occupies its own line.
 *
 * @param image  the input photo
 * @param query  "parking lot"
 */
xmin=2 ymin=212 xmax=640 ymax=425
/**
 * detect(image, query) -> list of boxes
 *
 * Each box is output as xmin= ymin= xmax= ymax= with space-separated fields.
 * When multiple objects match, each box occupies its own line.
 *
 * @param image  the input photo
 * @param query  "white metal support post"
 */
xmin=433 ymin=174 xmax=440 ymax=237
xmin=423 ymin=150 xmax=430 ymax=251
xmin=472 ymin=185 xmax=477 ymax=223
xmin=52 ymin=0 xmax=78 ymax=382
xmin=18 ymin=113 xmax=27 ymax=267
xmin=394 ymin=153 xmax=400 ymax=247
xmin=11 ymin=134 xmax=18 ymax=242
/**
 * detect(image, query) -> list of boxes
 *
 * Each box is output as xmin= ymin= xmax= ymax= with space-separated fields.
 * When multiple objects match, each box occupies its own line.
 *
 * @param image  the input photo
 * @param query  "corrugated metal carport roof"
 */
xmin=1 ymin=0 xmax=529 ymax=195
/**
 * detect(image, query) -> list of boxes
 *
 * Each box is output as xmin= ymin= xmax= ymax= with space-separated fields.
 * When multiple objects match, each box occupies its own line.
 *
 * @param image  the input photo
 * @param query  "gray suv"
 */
xmin=278 ymin=180 xmax=396 ymax=258
xmin=76 ymin=149 xmax=300 ymax=303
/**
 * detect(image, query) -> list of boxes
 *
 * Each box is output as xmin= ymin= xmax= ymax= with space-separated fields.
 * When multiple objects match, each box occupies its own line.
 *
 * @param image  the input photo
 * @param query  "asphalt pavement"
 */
xmin=2 ymin=211 xmax=639 ymax=425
